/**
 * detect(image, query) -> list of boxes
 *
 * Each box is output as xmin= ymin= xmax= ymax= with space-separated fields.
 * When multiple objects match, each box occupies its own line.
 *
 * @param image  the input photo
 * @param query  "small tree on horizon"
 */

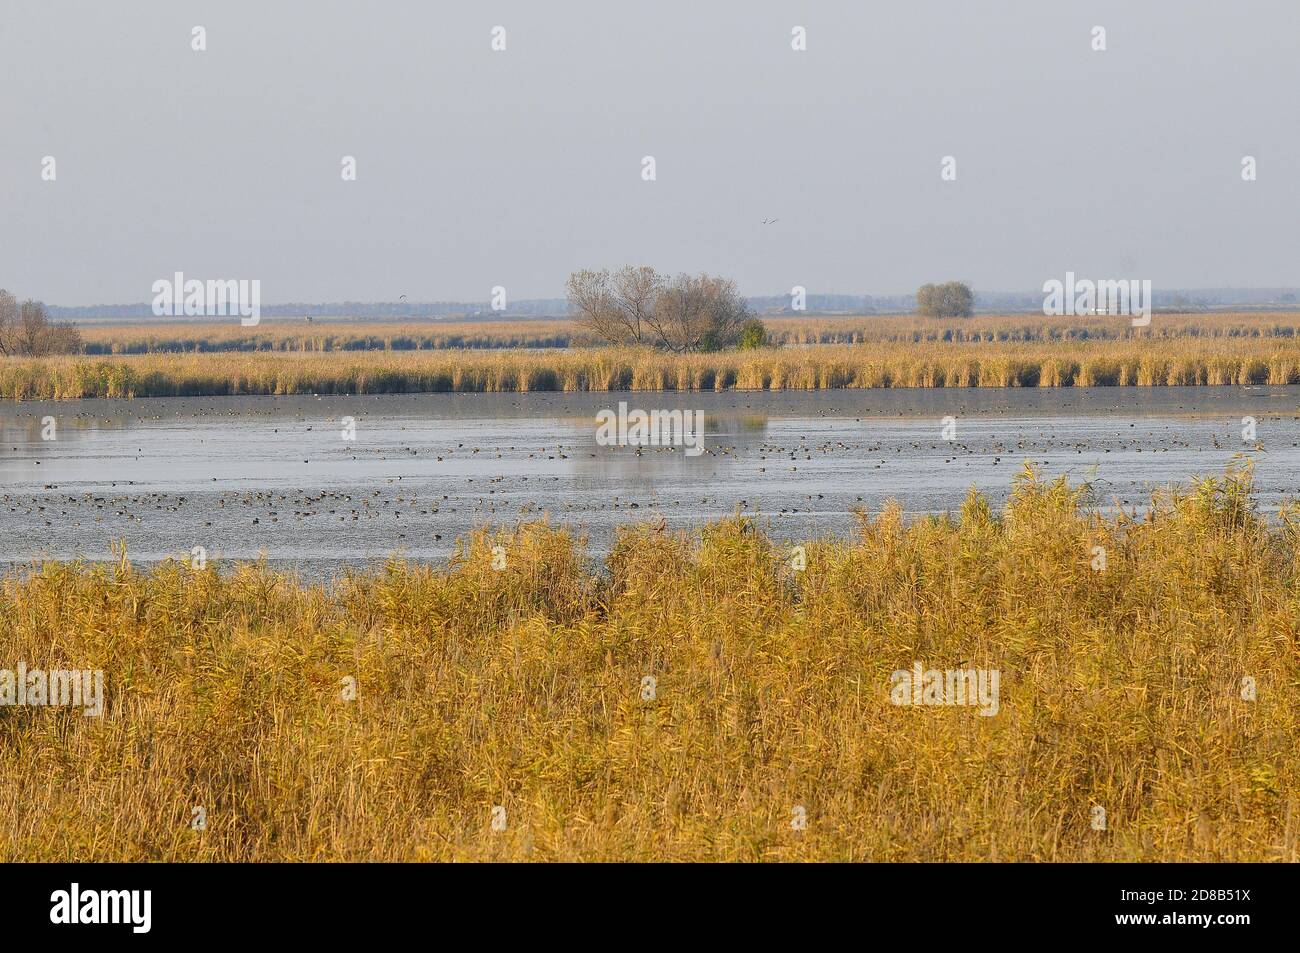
xmin=916 ymin=281 xmax=974 ymax=317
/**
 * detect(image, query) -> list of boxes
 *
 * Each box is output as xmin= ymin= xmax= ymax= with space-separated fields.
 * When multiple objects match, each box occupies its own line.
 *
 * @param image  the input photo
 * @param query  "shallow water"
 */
xmin=2 ymin=387 xmax=1297 ymax=579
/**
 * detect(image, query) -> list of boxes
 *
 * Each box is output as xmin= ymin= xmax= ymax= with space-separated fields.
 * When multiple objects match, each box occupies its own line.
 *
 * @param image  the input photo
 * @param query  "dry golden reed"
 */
xmin=0 ymin=467 xmax=1296 ymax=861
xmin=7 ymin=336 xmax=1300 ymax=398
xmin=80 ymin=319 xmax=586 ymax=354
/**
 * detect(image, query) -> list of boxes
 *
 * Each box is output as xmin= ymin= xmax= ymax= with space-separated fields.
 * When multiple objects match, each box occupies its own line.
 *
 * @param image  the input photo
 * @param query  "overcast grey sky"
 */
xmin=2 ymin=0 xmax=1296 ymax=305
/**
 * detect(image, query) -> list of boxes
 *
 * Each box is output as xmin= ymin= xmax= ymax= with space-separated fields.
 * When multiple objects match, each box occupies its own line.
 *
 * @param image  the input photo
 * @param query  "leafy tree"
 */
xmin=916 ymin=281 xmax=974 ymax=317
xmin=738 ymin=318 xmax=768 ymax=349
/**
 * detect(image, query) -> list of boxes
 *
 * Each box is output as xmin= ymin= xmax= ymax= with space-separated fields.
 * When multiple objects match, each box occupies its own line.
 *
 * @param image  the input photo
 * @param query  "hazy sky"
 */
xmin=3 ymin=0 xmax=1297 ymax=305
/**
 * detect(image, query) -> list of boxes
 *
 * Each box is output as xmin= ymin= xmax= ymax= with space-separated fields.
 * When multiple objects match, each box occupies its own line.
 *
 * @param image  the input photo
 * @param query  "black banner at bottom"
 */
xmin=0 ymin=861 xmax=1284 ymax=941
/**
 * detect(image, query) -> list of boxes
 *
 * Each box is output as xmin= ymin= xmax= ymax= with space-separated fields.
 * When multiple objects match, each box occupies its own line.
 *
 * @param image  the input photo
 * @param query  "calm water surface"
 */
xmin=2 ymin=387 xmax=1297 ymax=578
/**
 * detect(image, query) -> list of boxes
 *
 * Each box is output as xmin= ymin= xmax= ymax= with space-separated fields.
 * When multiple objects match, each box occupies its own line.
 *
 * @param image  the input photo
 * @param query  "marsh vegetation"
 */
xmin=1 ymin=468 xmax=1293 ymax=861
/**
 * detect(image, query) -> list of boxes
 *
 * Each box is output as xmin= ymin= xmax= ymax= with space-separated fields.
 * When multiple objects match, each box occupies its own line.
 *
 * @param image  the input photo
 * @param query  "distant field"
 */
xmin=9 ymin=335 xmax=1300 ymax=398
xmin=79 ymin=319 xmax=587 ymax=353
xmin=76 ymin=311 xmax=1300 ymax=354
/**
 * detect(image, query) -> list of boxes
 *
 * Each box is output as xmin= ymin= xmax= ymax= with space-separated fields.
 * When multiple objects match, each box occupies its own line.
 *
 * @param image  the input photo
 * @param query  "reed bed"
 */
xmin=8 ymin=338 xmax=1300 ymax=398
xmin=76 ymin=311 xmax=1300 ymax=354
xmin=80 ymin=319 xmax=587 ymax=354
xmin=769 ymin=311 xmax=1300 ymax=346
xmin=0 ymin=467 xmax=1295 ymax=861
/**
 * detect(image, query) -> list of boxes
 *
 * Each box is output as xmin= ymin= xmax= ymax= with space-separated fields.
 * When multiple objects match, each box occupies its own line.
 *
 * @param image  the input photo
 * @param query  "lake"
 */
xmin=1 ymin=387 xmax=1296 ymax=578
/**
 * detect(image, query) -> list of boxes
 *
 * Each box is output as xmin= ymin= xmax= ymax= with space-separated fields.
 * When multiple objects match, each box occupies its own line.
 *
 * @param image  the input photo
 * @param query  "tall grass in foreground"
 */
xmin=1 ymin=467 xmax=1296 ymax=861
xmin=8 ymin=338 xmax=1300 ymax=398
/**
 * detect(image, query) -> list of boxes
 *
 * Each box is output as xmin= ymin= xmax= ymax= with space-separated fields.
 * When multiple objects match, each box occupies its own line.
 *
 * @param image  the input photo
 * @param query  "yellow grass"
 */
xmin=80 ymin=319 xmax=585 ymax=354
xmin=7 ymin=336 xmax=1300 ymax=397
xmin=0 ymin=466 xmax=1296 ymax=860
xmin=76 ymin=311 xmax=1300 ymax=354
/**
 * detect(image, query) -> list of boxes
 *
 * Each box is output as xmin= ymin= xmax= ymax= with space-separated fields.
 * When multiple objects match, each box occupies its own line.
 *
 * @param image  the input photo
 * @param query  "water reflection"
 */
xmin=0 ymin=390 xmax=1295 ymax=577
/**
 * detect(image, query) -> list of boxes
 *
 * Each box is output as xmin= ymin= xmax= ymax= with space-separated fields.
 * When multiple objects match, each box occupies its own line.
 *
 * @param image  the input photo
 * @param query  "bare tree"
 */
xmin=565 ymin=269 xmax=616 ymax=341
xmin=0 ymin=290 xmax=15 ymax=356
xmin=644 ymin=273 xmax=753 ymax=352
xmin=568 ymin=267 xmax=755 ymax=352
xmin=0 ymin=291 xmax=82 ymax=356
xmin=566 ymin=266 xmax=661 ymax=345
xmin=644 ymin=273 xmax=703 ymax=352
xmin=609 ymin=265 xmax=661 ymax=344
xmin=695 ymin=274 xmax=751 ymax=351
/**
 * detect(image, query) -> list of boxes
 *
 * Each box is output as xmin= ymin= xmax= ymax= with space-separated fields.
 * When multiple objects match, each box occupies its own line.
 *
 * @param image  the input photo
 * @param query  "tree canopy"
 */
xmin=916 ymin=281 xmax=974 ymax=317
